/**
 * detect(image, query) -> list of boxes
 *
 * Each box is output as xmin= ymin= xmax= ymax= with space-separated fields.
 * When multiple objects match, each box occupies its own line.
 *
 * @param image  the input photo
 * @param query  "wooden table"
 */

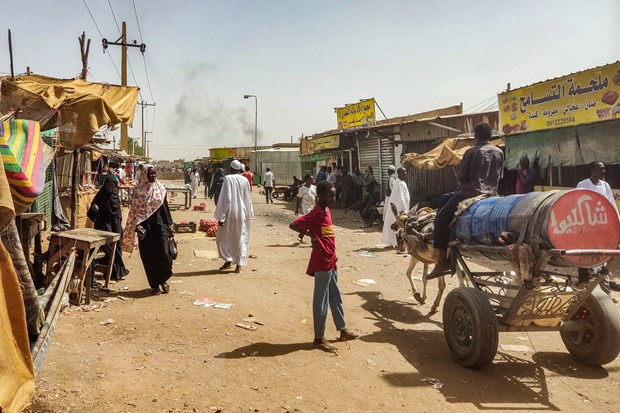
xmin=166 ymin=187 xmax=192 ymax=209
xmin=46 ymin=228 xmax=120 ymax=305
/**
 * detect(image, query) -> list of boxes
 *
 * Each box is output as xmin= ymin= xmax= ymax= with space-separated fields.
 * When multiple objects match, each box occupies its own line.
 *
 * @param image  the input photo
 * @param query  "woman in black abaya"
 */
xmin=123 ymin=165 xmax=174 ymax=295
xmin=88 ymin=175 xmax=129 ymax=280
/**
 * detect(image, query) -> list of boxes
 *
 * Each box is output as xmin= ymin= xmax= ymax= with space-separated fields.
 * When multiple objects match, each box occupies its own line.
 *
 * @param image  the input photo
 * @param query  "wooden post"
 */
xmin=8 ymin=29 xmax=14 ymax=81
xmin=70 ymin=150 xmax=80 ymax=228
xmin=120 ymin=21 xmax=128 ymax=151
xmin=78 ymin=31 xmax=91 ymax=80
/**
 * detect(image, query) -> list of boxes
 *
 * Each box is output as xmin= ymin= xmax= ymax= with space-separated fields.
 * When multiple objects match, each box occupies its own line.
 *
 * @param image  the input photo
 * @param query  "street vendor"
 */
xmin=427 ymin=122 xmax=504 ymax=279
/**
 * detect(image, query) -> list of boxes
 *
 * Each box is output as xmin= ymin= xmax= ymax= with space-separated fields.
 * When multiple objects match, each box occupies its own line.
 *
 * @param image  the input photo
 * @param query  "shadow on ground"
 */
xmin=353 ymin=290 xmax=567 ymax=411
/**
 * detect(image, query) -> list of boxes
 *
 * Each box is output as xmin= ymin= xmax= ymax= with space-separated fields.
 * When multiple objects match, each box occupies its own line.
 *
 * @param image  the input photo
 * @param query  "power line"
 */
xmin=107 ymin=0 xmax=144 ymax=99
xmin=82 ymin=0 xmax=121 ymax=80
xmin=132 ymin=0 xmax=156 ymax=102
xmin=465 ymin=95 xmax=496 ymax=112
xmin=132 ymin=0 xmax=144 ymax=42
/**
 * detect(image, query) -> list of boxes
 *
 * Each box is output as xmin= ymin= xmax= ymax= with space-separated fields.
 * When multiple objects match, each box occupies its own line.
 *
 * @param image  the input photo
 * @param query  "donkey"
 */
xmin=390 ymin=203 xmax=447 ymax=313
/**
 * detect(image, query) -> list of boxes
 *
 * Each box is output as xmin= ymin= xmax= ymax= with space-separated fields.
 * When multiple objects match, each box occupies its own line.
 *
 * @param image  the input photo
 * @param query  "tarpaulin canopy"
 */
xmin=0 ymin=75 xmax=139 ymax=150
xmin=504 ymin=120 xmax=620 ymax=174
xmin=0 ymin=159 xmax=35 ymax=413
xmin=0 ymin=120 xmax=54 ymax=214
xmin=402 ymin=136 xmax=504 ymax=170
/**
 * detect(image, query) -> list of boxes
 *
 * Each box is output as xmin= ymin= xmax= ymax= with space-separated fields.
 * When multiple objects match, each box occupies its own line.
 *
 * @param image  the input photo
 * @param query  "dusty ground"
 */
xmin=30 ymin=184 xmax=620 ymax=413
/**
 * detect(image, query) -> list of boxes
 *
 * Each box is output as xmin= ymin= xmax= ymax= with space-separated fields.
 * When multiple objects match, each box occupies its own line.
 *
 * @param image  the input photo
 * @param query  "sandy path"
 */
xmin=30 ymin=186 xmax=620 ymax=412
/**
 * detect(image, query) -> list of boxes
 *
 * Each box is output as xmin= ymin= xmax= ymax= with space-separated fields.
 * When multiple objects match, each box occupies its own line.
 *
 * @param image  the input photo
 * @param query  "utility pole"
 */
xmin=138 ymin=101 xmax=156 ymax=153
xmin=8 ymin=29 xmax=14 ymax=81
xmin=102 ymin=21 xmax=146 ymax=152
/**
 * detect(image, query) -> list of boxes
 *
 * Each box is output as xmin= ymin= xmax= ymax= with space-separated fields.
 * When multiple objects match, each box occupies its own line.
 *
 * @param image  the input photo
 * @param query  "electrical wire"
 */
xmin=107 ymin=0 xmax=144 ymax=99
xmin=132 ymin=0 xmax=144 ymax=42
xmin=132 ymin=0 xmax=156 ymax=102
xmin=464 ymin=95 xmax=497 ymax=112
xmin=82 ymin=0 xmax=121 ymax=80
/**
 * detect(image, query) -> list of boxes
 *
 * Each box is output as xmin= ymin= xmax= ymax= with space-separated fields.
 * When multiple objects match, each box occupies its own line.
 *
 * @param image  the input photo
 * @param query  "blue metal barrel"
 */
xmin=454 ymin=195 xmax=525 ymax=245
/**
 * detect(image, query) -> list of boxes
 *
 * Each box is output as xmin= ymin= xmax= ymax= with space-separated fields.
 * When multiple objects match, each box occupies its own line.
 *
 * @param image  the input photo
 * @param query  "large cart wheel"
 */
xmin=443 ymin=287 xmax=499 ymax=368
xmin=560 ymin=289 xmax=620 ymax=366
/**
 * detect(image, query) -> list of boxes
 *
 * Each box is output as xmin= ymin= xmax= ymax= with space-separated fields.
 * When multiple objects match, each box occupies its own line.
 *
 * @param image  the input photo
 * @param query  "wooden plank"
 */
xmin=104 ymin=241 xmax=117 ymax=289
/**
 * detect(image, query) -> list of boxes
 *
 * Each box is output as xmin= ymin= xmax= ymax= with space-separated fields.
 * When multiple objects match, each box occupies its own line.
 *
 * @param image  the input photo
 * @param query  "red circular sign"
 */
xmin=547 ymin=189 xmax=620 ymax=267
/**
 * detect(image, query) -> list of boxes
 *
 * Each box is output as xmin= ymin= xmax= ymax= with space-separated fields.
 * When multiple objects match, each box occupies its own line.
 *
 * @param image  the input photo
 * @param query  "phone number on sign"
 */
xmin=546 ymin=116 xmax=576 ymax=127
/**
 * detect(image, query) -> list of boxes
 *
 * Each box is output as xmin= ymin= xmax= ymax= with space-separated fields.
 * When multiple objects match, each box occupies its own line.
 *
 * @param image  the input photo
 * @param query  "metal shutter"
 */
xmin=358 ymin=137 xmax=380 ymax=188
xmin=379 ymin=137 xmax=395 ymax=193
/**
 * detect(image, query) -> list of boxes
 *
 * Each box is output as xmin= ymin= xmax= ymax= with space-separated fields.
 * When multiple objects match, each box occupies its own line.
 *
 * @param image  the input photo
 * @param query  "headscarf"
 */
xmin=122 ymin=164 xmax=167 ymax=252
xmin=90 ymin=175 xmax=121 ymax=222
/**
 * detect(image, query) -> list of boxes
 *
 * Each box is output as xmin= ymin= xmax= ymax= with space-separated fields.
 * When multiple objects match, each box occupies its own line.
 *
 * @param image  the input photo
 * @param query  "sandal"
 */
xmin=219 ymin=262 xmax=233 ymax=271
xmin=161 ymin=283 xmax=170 ymax=294
xmin=151 ymin=288 xmax=161 ymax=295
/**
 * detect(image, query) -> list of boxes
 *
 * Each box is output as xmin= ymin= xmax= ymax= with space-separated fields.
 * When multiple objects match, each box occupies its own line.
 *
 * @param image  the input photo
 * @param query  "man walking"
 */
xmin=577 ymin=161 xmax=620 ymax=297
xmin=242 ymin=166 xmax=254 ymax=190
xmin=428 ymin=122 xmax=504 ymax=279
xmin=215 ymin=160 xmax=254 ymax=273
xmin=263 ymin=167 xmax=275 ymax=203
xmin=289 ymin=181 xmax=358 ymax=352
xmin=295 ymin=174 xmax=317 ymax=243
xmin=381 ymin=167 xmax=410 ymax=247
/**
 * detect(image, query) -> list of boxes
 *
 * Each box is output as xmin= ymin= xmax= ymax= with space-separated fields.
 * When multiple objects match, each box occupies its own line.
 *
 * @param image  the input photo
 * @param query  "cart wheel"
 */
xmin=443 ymin=287 xmax=499 ymax=368
xmin=272 ymin=192 xmax=279 ymax=199
xmin=560 ymin=288 xmax=620 ymax=366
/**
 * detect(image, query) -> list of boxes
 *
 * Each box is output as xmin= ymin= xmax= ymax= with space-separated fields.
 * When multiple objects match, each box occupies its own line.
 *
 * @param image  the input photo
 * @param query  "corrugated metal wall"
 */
xmin=379 ymin=137 xmax=395 ymax=191
xmin=402 ymin=141 xmax=460 ymax=208
xmin=250 ymin=150 xmax=301 ymax=185
xmin=358 ymin=137 xmax=380 ymax=187
xmin=400 ymin=112 xmax=500 ymax=142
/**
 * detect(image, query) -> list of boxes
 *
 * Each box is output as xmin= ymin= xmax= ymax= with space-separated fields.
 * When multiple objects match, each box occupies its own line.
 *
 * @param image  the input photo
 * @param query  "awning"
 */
xmin=504 ymin=120 xmax=620 ymax=173
xmin=402 ymin=136 xmax=504 ymax=170
xmin=1 ymin=75 xmax=139 ymax=150
xmin=0 ymin=120 xmax=54 ymax=214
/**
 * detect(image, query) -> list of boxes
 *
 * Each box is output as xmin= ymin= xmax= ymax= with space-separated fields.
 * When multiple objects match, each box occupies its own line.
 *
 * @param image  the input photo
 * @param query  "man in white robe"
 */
xmin=383 ymin=165 xmax=396 ymax=220
xmin=381 ymin=167 xmax=410 ymax=247
xmin=215 ymin=160 xmax=254 ymax=273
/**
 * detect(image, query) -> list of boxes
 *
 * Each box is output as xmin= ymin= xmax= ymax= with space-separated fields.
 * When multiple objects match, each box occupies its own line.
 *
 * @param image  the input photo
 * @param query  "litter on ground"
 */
xmin=358 ymin=251 xmax=375 ymax=258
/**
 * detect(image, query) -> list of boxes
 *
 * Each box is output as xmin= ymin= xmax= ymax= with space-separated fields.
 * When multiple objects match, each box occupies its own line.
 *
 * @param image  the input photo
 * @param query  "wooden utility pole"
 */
xmin=102 ymin=22 xmax=146 ymax=152
xmin=78 ymin=31 xmax=91 ymax=80
xmin=8 ymin=29 xmax=14 ymax=81
xmin=120 ymin=21 xmax=128 ymax=151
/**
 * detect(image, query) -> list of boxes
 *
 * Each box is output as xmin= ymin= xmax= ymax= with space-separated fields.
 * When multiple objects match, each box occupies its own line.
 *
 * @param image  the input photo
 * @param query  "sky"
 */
xmin=1 ymin=0 xmax=619 ymax=160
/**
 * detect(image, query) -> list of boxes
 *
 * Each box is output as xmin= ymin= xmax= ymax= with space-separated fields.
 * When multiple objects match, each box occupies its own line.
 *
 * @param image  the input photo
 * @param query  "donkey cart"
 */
xmin=440 ymin=189 xmax=620 ymax=368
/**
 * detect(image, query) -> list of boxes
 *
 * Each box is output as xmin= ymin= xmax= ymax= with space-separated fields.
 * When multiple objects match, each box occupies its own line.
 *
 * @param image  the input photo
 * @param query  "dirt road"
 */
xmin=31 ymin=187 xmax=620 ymax=412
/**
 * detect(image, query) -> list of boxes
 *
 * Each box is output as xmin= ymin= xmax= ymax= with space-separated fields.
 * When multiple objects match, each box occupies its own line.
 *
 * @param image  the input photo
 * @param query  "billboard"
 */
xmin=499 ymin=62 xmax=620 ymax=134
xmin=336 ymin=98 xmax=376 ymax=130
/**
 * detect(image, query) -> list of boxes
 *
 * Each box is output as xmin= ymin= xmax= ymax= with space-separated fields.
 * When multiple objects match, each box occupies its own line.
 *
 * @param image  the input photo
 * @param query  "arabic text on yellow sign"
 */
xmin=499 ymin=62 xmax=620 ymax=134
xmin=336 ymin=98 xmax=376 ymax=130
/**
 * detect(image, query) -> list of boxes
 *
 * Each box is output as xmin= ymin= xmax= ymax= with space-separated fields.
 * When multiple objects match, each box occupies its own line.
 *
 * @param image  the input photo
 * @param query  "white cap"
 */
xmin=387 ymin=165 xmax=396 ymax=171
xmin=240 ymin=163 xmax=246 ymax=171
xmin=231 ymin=160 xmax=242 ymax=170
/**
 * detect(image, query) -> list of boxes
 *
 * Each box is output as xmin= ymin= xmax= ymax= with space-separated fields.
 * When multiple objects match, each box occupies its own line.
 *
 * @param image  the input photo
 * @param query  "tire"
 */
xmin=443 ymin=287 xmax=499 ymax=368
xmin=560 ymin=289 xmax=620 ymax=365
xmin=272 ymin=192 xmax=279 ymax=199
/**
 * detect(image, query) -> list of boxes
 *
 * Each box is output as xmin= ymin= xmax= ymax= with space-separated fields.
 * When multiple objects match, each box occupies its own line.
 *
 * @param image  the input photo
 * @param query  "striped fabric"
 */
xmin=0 ymin=120 xmax=53 ymax=214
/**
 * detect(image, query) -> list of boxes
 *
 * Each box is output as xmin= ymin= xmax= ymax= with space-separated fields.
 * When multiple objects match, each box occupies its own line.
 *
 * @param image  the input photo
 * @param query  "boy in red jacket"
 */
xmin=290 ymin=181 xmax=358 ymax=352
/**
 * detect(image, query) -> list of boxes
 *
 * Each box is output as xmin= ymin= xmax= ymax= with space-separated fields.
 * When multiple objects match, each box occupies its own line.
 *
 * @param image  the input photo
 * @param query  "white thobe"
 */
xmin=381 ymin=178 xmax=410 ymax=246
xmin=191 ymin=172 xmax=200 ymax=197
xmin=215 ymin=174 xmax=254 ymax=265
xmin=383 ymin=175 xmax=396 ymax=220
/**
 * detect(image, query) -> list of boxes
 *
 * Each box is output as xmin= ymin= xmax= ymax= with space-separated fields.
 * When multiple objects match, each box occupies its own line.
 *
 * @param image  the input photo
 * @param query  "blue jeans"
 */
xmin=313 ymin=269 xmax=346 ymax=339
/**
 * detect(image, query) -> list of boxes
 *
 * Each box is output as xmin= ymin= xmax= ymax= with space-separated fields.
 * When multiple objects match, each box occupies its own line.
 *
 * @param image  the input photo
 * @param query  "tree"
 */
xmin=127 ymin=137 xmax=144 ymax=156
